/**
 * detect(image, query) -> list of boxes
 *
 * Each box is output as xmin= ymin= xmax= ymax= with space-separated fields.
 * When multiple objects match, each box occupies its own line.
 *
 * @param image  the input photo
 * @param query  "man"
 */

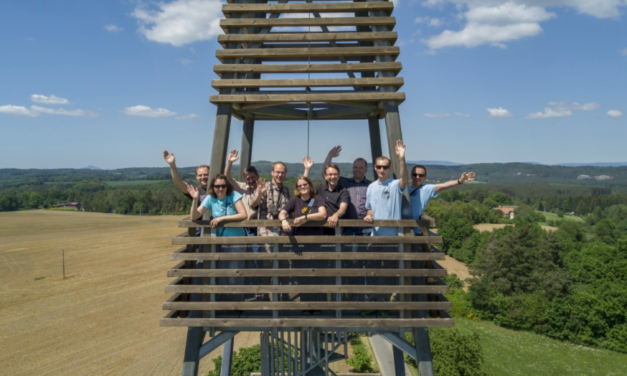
xmin=317 ymin=164 xmax=350 ymax=235
xmin=364 ymin=139 xmax=408 ymax=236
xmin=322 ymin=146 xmax=372 ymax=235
xmin=410 ymin=165 xmax=475 ymax=233
xmin=224 ymin=149 xmax=264 ymax=225
xmin=163 ymin=150 xmax=209 ymax=204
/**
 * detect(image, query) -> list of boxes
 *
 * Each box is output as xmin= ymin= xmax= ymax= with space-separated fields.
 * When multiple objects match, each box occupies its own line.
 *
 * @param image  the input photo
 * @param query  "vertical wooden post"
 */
xmin=239 ymin=117 xmax=255 ymax=181
xmin=182 ymin=327 xmax=205 ymax=376
xmin=209 ymin=103 xmax=233 ymax=181
xmin=62 ymin=249 xmax=65 ymax=279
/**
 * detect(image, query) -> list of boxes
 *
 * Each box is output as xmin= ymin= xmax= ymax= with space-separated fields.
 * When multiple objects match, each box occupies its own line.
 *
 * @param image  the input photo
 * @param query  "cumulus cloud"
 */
xmin=424 ymin=113 xmax=450 ymax=118
xmin=176 ymin=113 xmax=198 ymax=120
xmin=487 ymin=107 xmax=513 ymax=117
xmin=622 ymin=48 xmax=627 ymax=56
xmin=608 ymin=110 xmax=623 ymax=118
xmin=30 ymin=106 xmax=98 ymax=117
xmin=104 ymin=24 xmax=123 ymax=32
xmin=0 ymin=105 xmax=40 ymax=117
xmin=177 ymin=58 xmax=193 ymax=65
xmin=30 ymin=94 xmax=70 ymax=105
xmin=526 ymin=107 xmax=572 ymax=119
xmin=422 ymin=1 xmax=627 ymax=50
xmin=132 ymin=0 xmax=223 ymax=46
xmin=124 ymin=105 xmax=176 ymax=117
xmin=416 ymin=17 xmax=445 ymax=27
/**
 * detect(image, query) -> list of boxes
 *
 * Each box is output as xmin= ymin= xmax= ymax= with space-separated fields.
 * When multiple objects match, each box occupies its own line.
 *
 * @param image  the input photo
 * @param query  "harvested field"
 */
xmin=473 ymin=223 xmax=557 ymax=232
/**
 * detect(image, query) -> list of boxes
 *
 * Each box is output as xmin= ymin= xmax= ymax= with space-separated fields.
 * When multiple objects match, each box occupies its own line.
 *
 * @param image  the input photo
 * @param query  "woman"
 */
xmin=187 ymin=174 xmax=247 ymax=301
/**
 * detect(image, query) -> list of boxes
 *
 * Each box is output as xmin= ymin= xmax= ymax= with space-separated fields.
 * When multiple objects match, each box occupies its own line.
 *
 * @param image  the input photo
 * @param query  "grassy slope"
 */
xmin=537 ymin=210 xmax=584 ymax=224
xmin=454 ymin=318 xmax=627 ymax=376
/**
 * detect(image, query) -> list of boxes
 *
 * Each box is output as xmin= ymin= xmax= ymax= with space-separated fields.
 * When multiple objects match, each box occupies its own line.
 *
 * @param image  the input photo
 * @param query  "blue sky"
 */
xmin=1 ymin=0 xmax=626 ymax=169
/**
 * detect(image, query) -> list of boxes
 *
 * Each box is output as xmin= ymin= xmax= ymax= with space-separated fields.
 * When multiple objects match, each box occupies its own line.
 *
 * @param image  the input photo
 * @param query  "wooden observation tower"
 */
xmin=161 ymin=1 xmax=454 ymax=375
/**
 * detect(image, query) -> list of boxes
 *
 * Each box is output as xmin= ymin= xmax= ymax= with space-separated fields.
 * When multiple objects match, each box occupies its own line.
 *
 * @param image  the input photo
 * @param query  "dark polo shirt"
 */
xmin=316 ymin=184 xmax=350 ymax=217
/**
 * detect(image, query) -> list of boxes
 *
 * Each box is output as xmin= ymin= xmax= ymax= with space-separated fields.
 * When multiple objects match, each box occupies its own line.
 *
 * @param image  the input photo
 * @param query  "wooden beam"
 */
xmin=166 ymin=285 xmax=450 ymax=294
xmin=214 ymin=62 xmax=402 ymax=76
xmin=178 ymin=218 xmax=435 ymax=228
xmin=172 ymin=234 xmax=442 ymax=245
xmin=222 ymin=3 xmax=394 ymax=16
xmin=210 ymin=92 xmax=405 ymax=105
xmin=216 ymin=46 xmax=399 ymax=62
xmin=169 ymin=251 xmax=445 ymax=261
xmin=164 ymin=302 xmax=452 ymax=311
xmin=212 ymin=77 xmax=404 ymax=89
xmin=218 ymin=32 xmax=397 ymax=45
xmin=167 ymin=269 xmax=448 ymax=278
xmin=220 ymin=17 xmax=395 ymax=32
xmin=161 ymin=317 xmax=455 ymax=328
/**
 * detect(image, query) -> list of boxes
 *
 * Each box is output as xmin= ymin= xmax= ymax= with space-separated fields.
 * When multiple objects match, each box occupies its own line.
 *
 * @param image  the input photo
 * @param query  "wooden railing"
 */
xmin=161 ymin=217 xmax=453 ymax=331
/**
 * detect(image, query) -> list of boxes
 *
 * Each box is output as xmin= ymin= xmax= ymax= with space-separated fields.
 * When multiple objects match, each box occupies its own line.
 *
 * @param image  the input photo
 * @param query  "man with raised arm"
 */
xmin=163 ymin=150 xmax=209 ymax=204
xmin=317 ymin=163 xmax=350 ymax=235
xmin=322 ymin=146 xmax=372 ymax=235
xmin=364 ymin=139 xmax=408 ymax=236
xmin=224 ymin=149 xmax=265 ymax=225
xmin=409 ymin=165 xmax=476 ymax=233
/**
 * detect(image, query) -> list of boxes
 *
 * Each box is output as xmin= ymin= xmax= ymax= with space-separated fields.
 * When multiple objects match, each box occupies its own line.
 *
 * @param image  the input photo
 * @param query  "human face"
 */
xmin=374 ymin=159 xmax=390 ymax=181
xmin=271 ymin=164 xmax=287 ymax=185
xmin=196 ymin=167 xmax=209 ymax=188
xmin=352 ymin=160 xmax=367 ymax=181
xmin=325 ymin=167 xmax=340 ymax=188
xmin=296 ymin=179 xmax=310 ymax=197
xmin=411 ymin=168 xmax=427 ymax=188
xmin=213 ymin=178 xmax=228 ymax=199
xmin=244 ymin=171 xmax=259 ymax=189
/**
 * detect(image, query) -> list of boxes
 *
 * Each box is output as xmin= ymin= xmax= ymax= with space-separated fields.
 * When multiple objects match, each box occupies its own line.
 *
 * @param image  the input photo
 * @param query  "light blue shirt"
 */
xmin=410 ymin=184 xmax=438 ymax=234
xmin=365 ymin=178 xmax=406 ymax=236
xmin=201 ymin=192 xmax=245 ymax=237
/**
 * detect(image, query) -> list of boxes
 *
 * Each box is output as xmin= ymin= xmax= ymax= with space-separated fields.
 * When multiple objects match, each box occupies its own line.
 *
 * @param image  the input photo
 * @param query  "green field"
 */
xmin=104 ymin=180 xmax=166 ymax=186
xmin=537 ymin=210 xmax=584 ymax=223
xmin=454 ymin=318 xmax=627 ymax=376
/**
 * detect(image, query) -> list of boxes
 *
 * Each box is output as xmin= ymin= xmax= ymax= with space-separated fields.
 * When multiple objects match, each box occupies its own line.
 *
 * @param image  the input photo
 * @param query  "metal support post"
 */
xmin=239 ymin=117 xmax=255 ymax=181
xmin=182 ymin=327 xmax=205 ymax=376
xmin=368 ymin=116 xmax=383 ymax=178
xmin=220 ymin=338 xmax=235 ymax=376
xmin=413 ymin=328 xmax=434 ymax=376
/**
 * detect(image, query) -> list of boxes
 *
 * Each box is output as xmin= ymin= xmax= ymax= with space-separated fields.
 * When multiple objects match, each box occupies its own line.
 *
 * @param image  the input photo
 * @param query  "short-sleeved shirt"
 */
xmin=200 ymin=192 xmax=245 ymax=237
xmin=231 ymin=179 xmax=259 ymax=220
xmin=410 ymin=184 xmax=438 ymax=234
xmin=365 ymin=178 xmax=406 ymax=236
xmin=184 ymin=185 xmax=208 ymax=207
xmin=282 ymin=195 xmax=326 ymax=236
xmin=316 ymin=184 xmax=350 ymax=218
xmin=339 ymin=177 xmax=371 ymax=220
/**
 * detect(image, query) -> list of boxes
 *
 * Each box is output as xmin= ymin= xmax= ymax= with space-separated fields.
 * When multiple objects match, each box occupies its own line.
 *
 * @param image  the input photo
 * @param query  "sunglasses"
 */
xmin=375 ymin=165 xmax=390 ymax=170
xmin=297 ymin=184 xmax=309 ymax=188
xmin=412 ymin=173 xmax=426 ymax=178
xmin=213 ymin=184 xmax=227 ymax=189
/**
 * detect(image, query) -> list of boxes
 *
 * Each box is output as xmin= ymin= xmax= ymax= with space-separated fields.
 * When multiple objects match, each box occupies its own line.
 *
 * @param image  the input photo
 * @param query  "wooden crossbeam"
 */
xmin=167 ymin=269 xmax=448 ymax=278
xmin=212 ymin=78 xmax=404 ymax=89
xmin=220 ymin=17 xmax=395 ymax=32
xmin=214 ymin=62 xmax=402 ymax=76
xmin=216 ymin=46 xmax=399 ymax=62
xmin=209 ymin=92 xmax=405 ymax=105
xmin=173 ymin=233 xmax=436 ymax=245
xmin=170 ymin=251 xmax=444 ymax=261
xmin=160 ymin=317 xmax=454 ymax=328
xmin=218 ymin=32 xmax=397 ymax=45
xmin=164 ymin=302 xmax=452 ymax=311
xmin=166 ymin=284 xmax=450 ymax=294
xmin=222 ymin=3 xmax=394 ymax=16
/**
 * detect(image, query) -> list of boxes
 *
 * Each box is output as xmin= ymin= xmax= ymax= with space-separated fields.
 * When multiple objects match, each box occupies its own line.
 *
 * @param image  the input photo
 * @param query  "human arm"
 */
xmin=395 ymin=140 xmax=408 ymax=190
xmin=164 ymin=150 xmax=188 ymax=194
xmin=295 ymin=205 xmax=327 ymax=225
xmin=302 ymin=156 xmax=313 ymax=178
xmin=278 ymin=209 xmax=292 ymax=233
xmin=250 ymin=178 xmax=268 ymax=208
xmin=364 ymin=209 xmax=374 ymax=223
xmin=209 ymin=198 xmax=247 ymax=228
xmin=224 ymin=149 xmax=240 ymax=186
xmin=187 ymin=184 xmax=209 ymax=220
xmin=321 ymin=145 xmax=341 ymax=179
xmin=434 ymin=172 xmax=476 ymax=193
xmin=327 ymin=191 xmax=349 ymax=228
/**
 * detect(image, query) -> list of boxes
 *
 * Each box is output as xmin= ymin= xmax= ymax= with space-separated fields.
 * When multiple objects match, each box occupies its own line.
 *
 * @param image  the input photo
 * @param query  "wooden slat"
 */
xmin=167 ymin=268 xmax=448 ymax=278
xmin=172 ymin=234 xmax=442 ymax=245
xmin=210 ymin=92 xmax=405 ymax=105
xmin=169 ymin=251 xmax=444 ymax=261
xmin=179 ymin=218 xmax=432 ymax=228
xmin=222 ymin=3 xmax=394 ymax=15
xmin=216 ymin=47 xmax=399 ymax=61
xmin=218 ymin=32 xmax=397 ymax=44
xmin=214 ymin=62 xmax=402 ymax=76
xmin=164 ymin=301 xmax=452 ymax=311
xmin=165 ymin=284 xmax=450 ymax=294
xmin=212 ymin=78 xmax=404 ymax=89
xmin=220 ymin=17 xmax=396 ymax=32
xmin=161 ymin=317 xmax=454 ymax=328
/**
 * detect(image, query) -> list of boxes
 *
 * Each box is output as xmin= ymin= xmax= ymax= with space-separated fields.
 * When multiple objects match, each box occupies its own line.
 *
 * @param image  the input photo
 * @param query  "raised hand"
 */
xmin=228 ymin=149 xmax=239 ymax=163
xmin=186 ymin=184 xmax=198 ymax=199
xmin=395 ymin=139 xmax=405 ymax=160
xmin=459 ymin=172 xmax=476 ymax=184
xmin=327 ymin=145 xmax=342 ymax=158
xmin=163 ymin=150 xmax=175 ymax=165
xmin=257 ymin=178 xmax=269 ymax=195
xmin=302 ymin=156 xmax=314 ymax=170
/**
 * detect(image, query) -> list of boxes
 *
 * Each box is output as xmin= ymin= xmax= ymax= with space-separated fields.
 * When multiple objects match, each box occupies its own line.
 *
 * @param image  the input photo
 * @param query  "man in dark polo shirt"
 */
xmin=317 ymin=163 xmax=350 ymax=236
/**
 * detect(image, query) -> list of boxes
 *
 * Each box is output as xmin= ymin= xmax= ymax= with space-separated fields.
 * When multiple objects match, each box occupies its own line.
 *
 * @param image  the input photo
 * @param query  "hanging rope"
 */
xmin=306 ymin=10 xmax=312 ymax=157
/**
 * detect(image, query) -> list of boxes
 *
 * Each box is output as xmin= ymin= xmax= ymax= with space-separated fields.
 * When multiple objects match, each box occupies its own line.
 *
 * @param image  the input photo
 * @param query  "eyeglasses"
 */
xmin=213 ymin=184 xmax=227 ymax=189
xmin=375 ymin=165 xmax=390 ymax=170
xmin=297 ymin=184 xmax=309 ymax=189
xmin=412 ymin=173 xmax=426 ymax=178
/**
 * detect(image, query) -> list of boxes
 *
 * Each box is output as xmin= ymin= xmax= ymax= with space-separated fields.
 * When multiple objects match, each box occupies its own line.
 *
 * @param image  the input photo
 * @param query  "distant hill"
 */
xmin=83 ymin=165 xmax=103 ymax=170
xmin=406 ymin=160 xmax=463 ymax=166
xmin=555 ymin=162 xmax=627 ymax=167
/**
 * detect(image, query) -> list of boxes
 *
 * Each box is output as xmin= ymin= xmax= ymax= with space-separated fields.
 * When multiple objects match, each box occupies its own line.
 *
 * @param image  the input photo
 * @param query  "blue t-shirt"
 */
xmin=410 ymin=184 xmax=438 ymax=234
xmin=365 ymin=178 xmax=406 ymax=236
xmin=201 ymin=192 xmax=246 ymax=237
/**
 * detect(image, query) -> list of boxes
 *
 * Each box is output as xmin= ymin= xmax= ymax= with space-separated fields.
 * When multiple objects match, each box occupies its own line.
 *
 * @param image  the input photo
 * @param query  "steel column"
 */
xmin=368 ymin=116 xmax=383 ymax=178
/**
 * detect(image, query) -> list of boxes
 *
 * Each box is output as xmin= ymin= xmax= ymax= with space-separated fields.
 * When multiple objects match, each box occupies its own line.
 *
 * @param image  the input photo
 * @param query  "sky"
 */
xmin=0 ymin=0 xmax=626 ymax=169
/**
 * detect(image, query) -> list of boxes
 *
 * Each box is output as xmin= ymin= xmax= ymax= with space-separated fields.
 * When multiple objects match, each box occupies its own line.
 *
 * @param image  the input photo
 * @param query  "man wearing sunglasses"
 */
xmin=364 ymin=139 xmax=409 ymax=236
xmin=410 ymin=165 xmax=476 ymax=233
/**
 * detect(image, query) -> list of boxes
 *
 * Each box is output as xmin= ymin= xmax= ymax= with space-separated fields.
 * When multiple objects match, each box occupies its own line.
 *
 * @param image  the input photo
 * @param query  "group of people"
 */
xmin=163 ymin=143 xmax=476 ymax=238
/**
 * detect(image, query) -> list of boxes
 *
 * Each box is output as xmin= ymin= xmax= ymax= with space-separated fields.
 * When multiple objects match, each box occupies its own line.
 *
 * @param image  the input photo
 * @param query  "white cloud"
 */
xmin=132 ymin=0 xmax=223 ymax=46
xmin=30 ymin=106 xmax=98 ymax=117
xmin=177 ymin=58 xmax=193 ymax=65
xmin=124 ymin=105 xmax=176 ymax=117
xmin=454 ymin=112 xmax=471 ymax=117
xmin=31 ymin=94 xmax=70 ymax=105
xmin=416 ymin=17 xmax=445 ymax=27
xmin=176 ymin=113 xmax=198 ymax=120
xmin=423 ymin=0 xmax=446 ymax=7
xmin=608 ymin=110 xmax=623 ymax=118
xmin=424 ymin=113 xmax=450 ymax=118
xmin=104 ymin=24 xmax=123 ymax=32
xmin=0 ymin=105 xmax=40 ymax=117
xmin=526 ymin=107 xmax=572 ymax=119
xmin=622 ymin=48 xmax=627 ymax=56
xmin=546 ymin=101 xmax=600 ymax=111
xmin=487 ymin=107 xmax=513 ymax=117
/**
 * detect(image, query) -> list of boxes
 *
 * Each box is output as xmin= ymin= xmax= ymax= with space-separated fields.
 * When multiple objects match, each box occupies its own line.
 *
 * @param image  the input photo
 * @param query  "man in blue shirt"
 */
xmin=364 ymin=139 xmax=409 ymax=236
